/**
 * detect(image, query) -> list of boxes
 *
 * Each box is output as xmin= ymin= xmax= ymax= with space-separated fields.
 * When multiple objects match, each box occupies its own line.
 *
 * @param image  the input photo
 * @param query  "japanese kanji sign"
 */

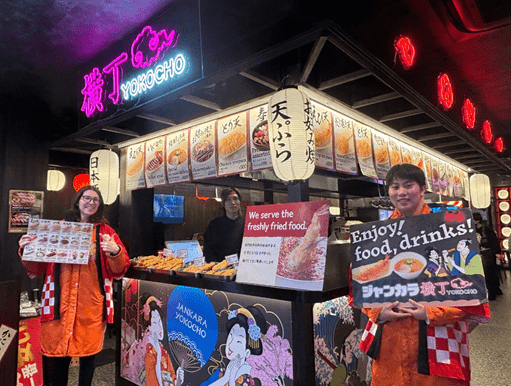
xmin=350 ymin=208 xmax=488 ymax=308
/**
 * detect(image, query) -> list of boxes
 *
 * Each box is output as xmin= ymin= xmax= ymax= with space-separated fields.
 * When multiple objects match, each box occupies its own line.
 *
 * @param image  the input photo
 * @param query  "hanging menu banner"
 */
xmin=126 ymin=143 xmax=146 ymax=190
xmin=350 ymin=209 xmax=488 ymax=308
xmin=388 ymin=137 xmax=402 ymax=167
xmin=423 ymin=153 xmax=433 ymax=192
xmin=145 ymin=136 xmax=166 ymax=188
xmin=355 ymin=123 xmax=377 ymax=178
xmin=333 ymin=111 xmax=357 ymax=175
xmin=249 ymin=105 xmax=271 ymax=171
xmin=216 ymin=112 xmax=249 ymax=176
xmin=372 ymin=131 xmax=391 ymax=180
xmin=237 ymin=201 xmax=330 ymax=291
xmin=8 ymin=190 xmax=44 ymax=233
xmin=312 ymin=102 xmax=334 ymax=170
xmin=166 ymin=130 xmax=191 ymax=184
xmin=190 ymin=122 xmax=217 ymax=180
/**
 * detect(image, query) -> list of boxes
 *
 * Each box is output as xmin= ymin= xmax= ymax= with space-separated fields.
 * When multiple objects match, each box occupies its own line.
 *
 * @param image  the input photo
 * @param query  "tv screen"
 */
xmin=153 ymin=194 xmax=184 ymax=224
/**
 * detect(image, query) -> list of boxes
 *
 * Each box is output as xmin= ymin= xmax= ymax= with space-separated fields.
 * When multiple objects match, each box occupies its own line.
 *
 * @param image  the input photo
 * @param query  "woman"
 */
xmin=203 ymin=187 xmax=245 ymax=262
xmin=200 ymin=306 xmax=267 ymax=386
xmin=142 ymin=294 xmax=184 ymax=386
xmin=18 ymin=185 xmax=130 ymax=386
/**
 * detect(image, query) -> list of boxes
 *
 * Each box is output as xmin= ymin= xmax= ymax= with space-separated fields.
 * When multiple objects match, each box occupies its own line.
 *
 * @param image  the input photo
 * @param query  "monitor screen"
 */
xmin=153 ymin=194 xmax=184 ymax=224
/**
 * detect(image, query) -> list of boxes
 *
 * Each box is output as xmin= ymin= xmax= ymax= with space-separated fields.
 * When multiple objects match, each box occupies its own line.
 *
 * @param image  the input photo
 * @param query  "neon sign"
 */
xmin=394 ymin=36 xmax=415 ymax=70
xmin=495 ymin=137 xmax=504 ymax=153
xmin=481 ymin=120 xmax=493 ymax=144
xmin=461 ymin=98 xmax=476 ymax=130
xmin=437 ymin=73 xmax=453 ymax=110
xmin=80 ymin=25 xmax=187 ymax=118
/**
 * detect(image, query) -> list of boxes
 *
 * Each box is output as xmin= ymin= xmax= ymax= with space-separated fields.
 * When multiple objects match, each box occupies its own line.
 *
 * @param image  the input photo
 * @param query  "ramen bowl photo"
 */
xmin=391 ymin=252 xmax=426 ymax=280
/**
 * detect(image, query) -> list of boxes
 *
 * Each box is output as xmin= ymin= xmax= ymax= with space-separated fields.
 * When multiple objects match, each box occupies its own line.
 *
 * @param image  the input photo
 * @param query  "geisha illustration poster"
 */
xmin=350 ymin=208 xmax=488 ymax=308
xmin=121 ymin=279 xmax=293 ymax=385
xmin=313 ymin=296 xmax=372 ymax=386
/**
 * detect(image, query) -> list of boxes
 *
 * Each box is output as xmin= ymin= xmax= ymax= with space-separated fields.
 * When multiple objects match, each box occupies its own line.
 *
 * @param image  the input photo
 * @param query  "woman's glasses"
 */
xmin=81 ymin=195 xmax=100 ymax=204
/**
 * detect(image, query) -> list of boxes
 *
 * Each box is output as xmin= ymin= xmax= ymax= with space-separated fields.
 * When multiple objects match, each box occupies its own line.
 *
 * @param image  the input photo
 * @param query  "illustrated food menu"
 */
xmin=22 ymin=218 xmax=93 ymax=265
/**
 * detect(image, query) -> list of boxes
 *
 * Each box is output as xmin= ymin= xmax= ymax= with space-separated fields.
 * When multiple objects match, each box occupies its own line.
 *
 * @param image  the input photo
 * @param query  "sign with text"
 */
xmin=350 ymin=209 xmax=488 ymax=308
xmin=237 ymin=200 xmax=330 ymax=291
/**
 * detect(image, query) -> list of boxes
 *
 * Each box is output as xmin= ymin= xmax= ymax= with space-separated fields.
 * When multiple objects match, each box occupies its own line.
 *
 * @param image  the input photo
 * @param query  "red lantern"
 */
xmin=481 ymin=120 xmax=493 ymax=144
xmin=494 ymin=137 xmax=504 ymax=153
xmin=461 ymin=99 xmax=476 ymax=129
xmin=394 ymin=35 xmax=416 ymax=70
xmin=437 ymin=73 xmax=454 ymax=110
xmin=73 ymin=174 xmax=90 ymax=191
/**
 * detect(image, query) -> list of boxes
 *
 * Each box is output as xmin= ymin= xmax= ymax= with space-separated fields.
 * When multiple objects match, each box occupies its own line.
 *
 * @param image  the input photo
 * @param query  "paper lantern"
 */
xmin=268 ymin=86 xmax=315 ymax=181
xmin=73 ymin=174 xmax=90 ymax=191
xmin=469 ymin=173 xmax=491 ymax=209
xmin=89 ymin=149 xmax=120 ymax=205
xmin=47 ymin=170 xmax=66 ymax=191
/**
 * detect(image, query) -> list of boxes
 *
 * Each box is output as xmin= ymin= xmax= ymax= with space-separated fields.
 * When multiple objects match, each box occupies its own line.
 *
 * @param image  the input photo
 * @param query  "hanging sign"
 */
xmin=216 ymin=112 xmax=249 ymax=176
xmin=350 ymin=209 xmax=488 ymax=308
xmin=333 ymin=111 xmax=357 ymax=175
xmin=249 ymin=105 xmax=272 ymax=171
xmin=126 ymin=143 xmax=146 ymax=190
xmin=166 ymin=129 xmax=191 ymax=184
xmin=8 ymin=191 xmax=44 ymax=233
xmin=144 ymin=136 xmax=166 ymax=188
xmin=423 ymin=153 xmax=433 ymax=192
xmin=372 ymin=132 xmax=391 ymax=180
xmin=190 ymin=122 xmax=217 ymax=180
xmin=237 ymin=200 xmax=330 ymax=291
xmin=90 ymin=149 xmax=119 ymax=205
xmin=354 ymin=123 xmax=377 ymax=179
xmin=311 ymin=102 xmax=334 ymax=170
xmin=388 ymin=137 xmax=402 ymax=167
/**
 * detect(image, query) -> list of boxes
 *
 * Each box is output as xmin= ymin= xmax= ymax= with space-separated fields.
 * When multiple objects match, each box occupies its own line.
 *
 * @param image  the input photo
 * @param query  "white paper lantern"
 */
xmin=89 ymin=149 xmax=120 ymax=205
xmin=469 ymin=173 xmax=491 ymax=209
xmin=47 ymin=170 xmax=66 ymax=191
xmin=268 ymin=86 xmax=315 ymax=181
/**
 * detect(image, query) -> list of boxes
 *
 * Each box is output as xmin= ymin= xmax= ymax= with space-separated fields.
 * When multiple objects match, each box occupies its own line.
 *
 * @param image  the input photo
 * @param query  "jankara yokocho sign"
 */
xmin=350 ymin=209 xmax=488 ymax=308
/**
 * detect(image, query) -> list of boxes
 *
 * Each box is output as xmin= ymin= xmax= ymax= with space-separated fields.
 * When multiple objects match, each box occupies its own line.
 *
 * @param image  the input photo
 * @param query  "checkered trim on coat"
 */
xmin=41 ymin=271 xmax=55 ymax=320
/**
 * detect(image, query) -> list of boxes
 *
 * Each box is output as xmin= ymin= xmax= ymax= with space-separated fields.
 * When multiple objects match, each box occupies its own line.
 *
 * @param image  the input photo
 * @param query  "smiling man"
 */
xmin=386 ymin=163 xmax=427 ymax=217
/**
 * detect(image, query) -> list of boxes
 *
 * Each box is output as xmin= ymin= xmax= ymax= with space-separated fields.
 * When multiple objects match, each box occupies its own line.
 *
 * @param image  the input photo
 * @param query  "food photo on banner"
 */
xmin=350 ymin=208 xmax=488 ymax=309
xmin=120 ymin=279 xmax=294 ymax=386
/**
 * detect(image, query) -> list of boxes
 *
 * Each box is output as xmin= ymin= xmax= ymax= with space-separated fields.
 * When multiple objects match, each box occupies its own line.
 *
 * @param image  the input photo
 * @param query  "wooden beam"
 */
xmin=135 ymin=113 xmax=175 ymax=125
xmin=380 ymin=108 xmax=423 ymax=122
xmin=300 ymin=36 xmax=328 ymax=83
xmin=180 ymin=95 xmax=221 ymax=111
xmin=352 ymin=92 xmax=401 ymax=109
xmin=101 ymin=127 xmax=140 ymax=137
xmin=418 ymin=132 xmax=457 ymax=141
xmin=430 ymin=140 xmax=466 ymax=149
xmin=400 ymin=122 xmax=441 ymax=133
xmin=318 ymin=69 xmax=372 ymax=90
xmin=239 ymin=70 xmax=279 ymax=90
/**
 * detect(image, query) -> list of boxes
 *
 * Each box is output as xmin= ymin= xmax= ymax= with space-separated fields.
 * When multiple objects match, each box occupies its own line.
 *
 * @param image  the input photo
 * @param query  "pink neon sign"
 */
xmin=80 ymin=25 xmax=181 ymax=118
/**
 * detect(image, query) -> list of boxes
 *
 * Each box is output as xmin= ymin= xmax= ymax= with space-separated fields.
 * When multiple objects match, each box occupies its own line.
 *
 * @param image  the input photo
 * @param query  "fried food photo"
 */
xmin=356 ymin=139 xmax=372 ymax=158
xmin=127 ymin=153 xmax=144 ymax=176
xmin=352 ymin=255 xmax=391 ymax=282
xmin=315 ymin=121 xmax=332 ymax=148
xmin=218 ymin=131 xmax=246 ymax=155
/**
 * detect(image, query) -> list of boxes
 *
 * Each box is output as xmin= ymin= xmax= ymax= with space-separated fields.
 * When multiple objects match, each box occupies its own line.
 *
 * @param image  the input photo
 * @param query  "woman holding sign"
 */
xmin=355 ymin=164 xmax=489 ymax=386
xmin=18 ymin=185 xmax=130 ymax=386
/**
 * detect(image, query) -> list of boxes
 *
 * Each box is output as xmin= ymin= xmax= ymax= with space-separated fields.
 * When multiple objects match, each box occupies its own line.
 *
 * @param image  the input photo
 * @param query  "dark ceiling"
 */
xmin=3 ymin=0 xmax=511 ymax=178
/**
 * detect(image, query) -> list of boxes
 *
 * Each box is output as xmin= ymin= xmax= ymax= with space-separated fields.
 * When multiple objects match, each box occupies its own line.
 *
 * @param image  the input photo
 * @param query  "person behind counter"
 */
xmin=203 ymin=187 xmax=245 ymax=262
xmin=355 ymin=164 xmax=489 ymax=386
xmin=18 ymin=185 xmax=130 ymax=386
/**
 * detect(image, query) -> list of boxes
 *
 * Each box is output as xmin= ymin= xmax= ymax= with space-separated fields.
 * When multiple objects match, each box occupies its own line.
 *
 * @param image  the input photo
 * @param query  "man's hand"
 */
xmin=398 ymin=299 xmax=428 ymax=321
xmin=377 ymin=301 xmax=411 ymax=323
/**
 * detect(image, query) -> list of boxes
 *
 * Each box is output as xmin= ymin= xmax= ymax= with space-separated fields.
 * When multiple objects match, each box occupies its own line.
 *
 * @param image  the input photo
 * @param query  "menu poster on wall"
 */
xmin=144 ymin=136 xmax=166 ymax=188
xmin=400 ymin=143 xmax=413 ymax=164
xmin=372 ymin=131 xmax=391 ymax=180
xmin=411 ymin=147 xmax=423 ymax=169
xmin=23 ymin=218 xmax=92 ymax=264
xmin=430 ymin=157 xmax=440 ymax=193
xmin=445 ymin=164 xmax=454 ymax=197
xmin=350 ymin=209 xmax=488 ymax=308
xmin=388 ymin=137 xmax=402 ymax=166
xmin=454 ymin=168 xmax=465 ymax=198
xmin=333 ymin=111 xmax=357 ymax=175
xmin=190 ymin=122 xmax=217 ymax=180
xmin=438 ymin=160 xmax=447 ymax=195
xmin=166 ymin=130 xmax=191 ymax=184
xmin=311 ymin=102 xmax=334 ymax=170
xmin=8 ymin=190 xmax=43 ymax=233
xmin=423 ymin=153 xmax=433 ymax=191
xmin=216 ymin=112 xmax=249 ymax=176
xmin=354 ymin=123 xmax=377 ymax=179
xmin=126 ymin=143 xmax=146 ymax=190
xmin=463 ymin=170 xmax=470 ymax=201
xmin=249 ymin=105 xmax=271 ymax=171
xmin=237 ymin=200 xmax=330 ymax=291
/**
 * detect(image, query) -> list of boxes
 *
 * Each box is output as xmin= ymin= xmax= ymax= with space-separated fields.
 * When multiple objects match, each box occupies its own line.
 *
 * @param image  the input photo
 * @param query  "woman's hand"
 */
xmin=100 ymin=233 xmax=121 ymax=256
xmin=377 ymin=301 xmax=411 ymax=323
xmin=175 ymin=367 xmax=184 ymax=386
xmin=226 ymin=354 xmax=243 ymax=386
xmin=19 ymin=234 xmax=37 ymax=249
xmin=398 ymin=299 xmax=428 ymax=321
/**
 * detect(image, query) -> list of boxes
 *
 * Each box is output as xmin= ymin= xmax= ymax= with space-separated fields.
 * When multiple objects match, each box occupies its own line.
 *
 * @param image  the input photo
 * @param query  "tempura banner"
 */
xmin=311 ymin=102 xmax=334 ymax=170
xmin=190 ymin=121 xmax=217 ymax=180
xmin=216 ymin=112 xmax=249 ymax=176
xmin=354 ymin=123 xmax=377 ymax=179
xmin=333 ymin=111 xmax=357 ymax=175
xmin=372 ymin=131 xmax=391 ymax=180
xmin=166 ymin=130 xmax=191 ymax=184
xmin=388 ymin=137 xmax=402 ymax=166
xmin=249 ymin=106 xmax=272 ymax=171
xmin=145 ymin=136 xmax=166 ymax=188
xmin=126 ymin=143 xmax=146 ymax=190
xmin=350 ymin=209 xmax=488 ymax=308
xmin=237 ymin=200 xmax=330 ymax=291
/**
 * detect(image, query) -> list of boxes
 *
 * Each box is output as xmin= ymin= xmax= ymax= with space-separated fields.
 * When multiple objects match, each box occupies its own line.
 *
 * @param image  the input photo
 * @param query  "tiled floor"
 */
xmin=67 ymin=274 xmax=511 ymax=385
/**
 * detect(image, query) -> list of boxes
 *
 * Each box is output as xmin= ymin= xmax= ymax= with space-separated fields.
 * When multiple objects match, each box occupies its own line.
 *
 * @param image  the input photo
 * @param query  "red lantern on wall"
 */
xmin=437 ymin=73 xmax=454 ymax=110
xmin=494 ymin=137 xmax=504 ymax=153
xmin=481 ymin=120 xmax=493 ymax=144
xmin=461 ymin=99 xmax=476 ymax=129
xmin=394 ymin=35 xmax=416 ymax=70
xmin=73 ymin=174 xmax=90 ymax=191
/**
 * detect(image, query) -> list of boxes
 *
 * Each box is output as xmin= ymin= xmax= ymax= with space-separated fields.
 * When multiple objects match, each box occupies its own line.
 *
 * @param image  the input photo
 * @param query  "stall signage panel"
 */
xmin=78 ymin=0 xmax=202 ymax=124
xmin=190 ymin=122 xmax=217 ymax=180
xmin=17 ymin=318 xmax=43 ymax=386
xmin=372 ymin=131 xmax=391 ymax=180
xmin=333 ymin=112 xmax=357 ymax=175
xmin=9 ymin=190 xmax=43 ymax=233
xmin=166 ymin=130 xmax=191 ymax=183
xmin=216 ymin=112 xmax=249 ymax=176
xmin=126 ymin=143 xmax=146 ymax=190
xmin=354 ymin=123 xmax=377 ymax=179
xmin=145 ymin=136 xmax=166 ymax=188
xmin=237 ymin=200 xmax=330 ymax=291
xmin=312 ymin=102 xmax=334 ymax=170
xmin=249 ymin=105 xmax=272 ymax=171
xmin=120 ymin=280 xmax=293 ymax=386
xmin=350 ymin=209 xmax=488 ymax=308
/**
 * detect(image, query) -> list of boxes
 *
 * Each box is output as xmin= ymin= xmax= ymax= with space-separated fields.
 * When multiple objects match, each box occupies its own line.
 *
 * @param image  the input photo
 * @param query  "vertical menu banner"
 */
xmin=354 ymin=123 xmax=377 ymax=179
xmin=216 ymin=112 xmax=249 ymax=176
xmin=388 ymin=137 xmax=402 ymax=166
xmin=145 ymin=136 xmax=166 ymax=188
xmin=312 ymin=102 xmax=334 ymax=170
xmin=190 ymin=122 xmax=217 ymax=180
xmin=166 ymin=130 xmax=191 ymax=184
xmin=249 ymin=106 xmax=272 ymax=171
xmin=126 ymin=143 xmax=146 ymax=190
xmin=333 ymin=112 xmax=357 ymax=175
xmin=372 ymin=132 xmax=391 ymax=180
